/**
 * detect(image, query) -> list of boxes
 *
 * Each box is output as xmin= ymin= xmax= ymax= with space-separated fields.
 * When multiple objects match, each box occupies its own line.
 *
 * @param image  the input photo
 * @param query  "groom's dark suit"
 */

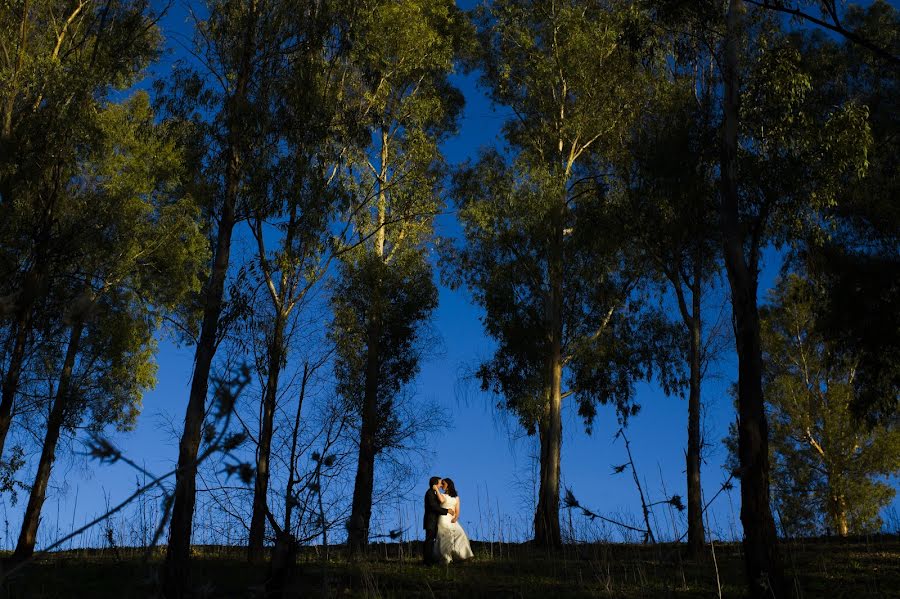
xmin=422 ymin=488 xmax=449 ymax=564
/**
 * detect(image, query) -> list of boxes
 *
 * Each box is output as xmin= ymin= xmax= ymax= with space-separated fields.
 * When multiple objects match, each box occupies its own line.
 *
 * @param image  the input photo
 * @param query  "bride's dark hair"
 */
xmin=443 ymin=477 xmax=458 ymax=498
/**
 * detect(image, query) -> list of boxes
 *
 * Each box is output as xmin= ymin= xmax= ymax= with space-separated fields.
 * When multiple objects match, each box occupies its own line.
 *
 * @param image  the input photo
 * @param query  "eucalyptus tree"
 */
xmin=744 ymin=0 xmax=900 ymax=65
xmin=245 ymin=1 xmax=355 ymax=562
xmin=719 ymin=1 xmax=870 ymax=594
xmin=9 ymin=92 xmax=206 ymax=563
xmin=760 ymin=272 xmax=899 ymax=537
xmin=453 ymin=0 xmax=675 ymax=548
xmin=155 ymin=0 xmax=296 ymax=593
xmin=793 ymin=1 xmax=900 ymax=425
xmin=619 ymin=74 xmax=720 ymax=556
xmin=328 ymin=0 xmax=469 ymax=554
xmin=0 ymin=0 xmax=162 ymax=464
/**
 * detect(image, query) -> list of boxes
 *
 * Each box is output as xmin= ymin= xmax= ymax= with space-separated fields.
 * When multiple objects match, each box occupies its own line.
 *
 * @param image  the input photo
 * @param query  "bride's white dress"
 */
xmin=434 ymin=495 xmax=474 ymax=564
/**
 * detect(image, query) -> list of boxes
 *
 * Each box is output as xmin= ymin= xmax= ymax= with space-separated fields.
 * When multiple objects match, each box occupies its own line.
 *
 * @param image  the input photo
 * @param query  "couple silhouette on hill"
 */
xmin=422 ymin=476 xmax=474 ymax=565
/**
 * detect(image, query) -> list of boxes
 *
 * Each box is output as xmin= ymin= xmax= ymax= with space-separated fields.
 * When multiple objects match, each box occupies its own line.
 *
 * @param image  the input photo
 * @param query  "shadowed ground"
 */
xmin=3 ymin=536 xmax=898 ymax=598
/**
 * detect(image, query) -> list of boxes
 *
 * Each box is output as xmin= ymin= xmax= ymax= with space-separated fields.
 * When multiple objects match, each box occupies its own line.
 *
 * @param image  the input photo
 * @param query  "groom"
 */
xmin=422 ymin=476 xmax=454 ymax=564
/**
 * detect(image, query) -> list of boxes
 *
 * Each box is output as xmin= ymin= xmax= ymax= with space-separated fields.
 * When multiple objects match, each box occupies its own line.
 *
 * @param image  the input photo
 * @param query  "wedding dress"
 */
xmin=434 ymin=495 xmax=474 ymax=564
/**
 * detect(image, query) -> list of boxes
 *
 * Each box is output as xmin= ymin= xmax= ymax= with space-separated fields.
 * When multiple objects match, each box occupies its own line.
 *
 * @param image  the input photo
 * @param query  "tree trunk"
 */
xmin=347 ymin=127 xmax=390 ymax=556
xmin=534 ymin=191 xmax=564 ymax=549
xmin=829 ymin=491 xmax=849 ymax=536
xmin=720 ymin=1 xmax=786 ymax=595
xmin=284 ymin=363 xmax=309 ymax=534
xmin=0 ymin=310 xmax=30 ymax=458
xmin=534 ymin=359 xmax=562 ymax=548
xmin=0 ymin=242 xmax=50 ymax=458
xmin=11 ymin=318 xmax=83 ymax=562
xmin=163 ymin=4 xmax=257 ymax=595
xmin=164 ymin=75 xmax=247 ymax=599
xmin=248 ymin=311 xmax=286 ymax=563
xmin=686 ymin=261 xmax=704 ymax=557
xmin=163 ymin=215 xmax=237 ymax=595
xmin=347 ymin=317 xmax=380 ymax=555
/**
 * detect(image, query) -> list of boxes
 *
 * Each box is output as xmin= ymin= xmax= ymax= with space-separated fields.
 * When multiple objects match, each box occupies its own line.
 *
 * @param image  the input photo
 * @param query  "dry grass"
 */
xmin=2 ymin=535 xmax=898 ymax=598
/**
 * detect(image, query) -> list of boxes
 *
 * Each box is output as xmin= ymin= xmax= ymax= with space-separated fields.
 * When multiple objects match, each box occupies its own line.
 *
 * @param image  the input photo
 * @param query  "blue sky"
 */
xmin=3 ymin=0 xmax=898 ymax=551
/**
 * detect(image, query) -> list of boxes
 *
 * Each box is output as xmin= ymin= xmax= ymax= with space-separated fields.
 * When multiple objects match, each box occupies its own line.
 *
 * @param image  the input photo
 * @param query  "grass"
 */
xmin=2 ymin=535 xmax=898 ymax=598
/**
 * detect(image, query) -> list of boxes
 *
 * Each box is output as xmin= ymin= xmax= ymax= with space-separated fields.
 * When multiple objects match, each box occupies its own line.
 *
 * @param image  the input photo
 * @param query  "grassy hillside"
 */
xmin=4 ymin=536 xmax=898 ymax=598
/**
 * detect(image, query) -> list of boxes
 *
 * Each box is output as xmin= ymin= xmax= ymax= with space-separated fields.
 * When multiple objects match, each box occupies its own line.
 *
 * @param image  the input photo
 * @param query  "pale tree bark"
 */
xmin=163 ymin=3 xmax=258 ymax=594
xmin=347 ymin=127 xmax=389 ymax=555
xmin=720 ymin=1 xmax=786 ymax=595
xmin=534 ymin=188 xmax=565 ymax=548
xmin=828 ymin=486 xmax=850 ymax=537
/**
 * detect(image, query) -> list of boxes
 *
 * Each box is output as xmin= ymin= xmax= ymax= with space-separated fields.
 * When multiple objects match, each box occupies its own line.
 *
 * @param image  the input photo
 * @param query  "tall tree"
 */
xmin=158 ymin=0 xmax=281 ymax=593
xmin=760 ymin=272 xmax=900 ymax=537
xmin=331 ymin=0 xmax=468 ymax=554
xmin=719 ymin=1 xmax=869 ymax=595
xmin=9 ymin=92 xmax=206 ymax=563
xmin=245 ymin=1 xmax=353 ymax=562
xmin=456 ymin=0 xmax=672 ymax=548
xmin=794 ymin=1 xmax=900 ymax=425
xmin=619 ymin=74 xmax=721 ymax=556
xmin=0 ymin=0 xmax=161 ymax=463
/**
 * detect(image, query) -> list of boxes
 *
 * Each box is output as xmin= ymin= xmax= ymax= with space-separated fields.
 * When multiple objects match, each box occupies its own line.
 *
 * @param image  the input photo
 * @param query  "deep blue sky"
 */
xmin=3 ymin=0 xmax=897 ymax=551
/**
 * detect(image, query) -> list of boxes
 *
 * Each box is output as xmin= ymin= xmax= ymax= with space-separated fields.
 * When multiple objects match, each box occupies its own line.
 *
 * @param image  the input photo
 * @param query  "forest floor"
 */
xmin=2 ymin=535 xmax=898 ymax=598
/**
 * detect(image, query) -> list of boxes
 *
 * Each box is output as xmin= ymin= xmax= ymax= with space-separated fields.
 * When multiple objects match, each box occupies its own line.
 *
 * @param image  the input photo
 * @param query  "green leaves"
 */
xmin=761 ymin=273 xmax=900 ymax=535
xmin=330 ymin=0 xmax=466 ymax=449
xmin=452 ymin=1 xmax=665 ymax=433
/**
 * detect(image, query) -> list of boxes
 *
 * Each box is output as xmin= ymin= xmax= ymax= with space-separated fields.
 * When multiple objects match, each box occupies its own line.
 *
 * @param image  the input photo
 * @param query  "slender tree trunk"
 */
xmin=347 ymin=317 xmax=380 ymax=555
xmin=0 ymin=310 xmax=30 ymax=457
xmin=163 ymin=210 xmax=237 ymax=595
xmin=284 ymin=363 xmax=309 ymax=534
xmin=11 ymin=317 xmax=83 ymax=562
xmin=248 ymin=311 xmax=286 ymax=562
xmin=347 ymin=128 xmax=389 ymax=555
xmin=0 ymin=230 xmax=51 ymax=459
xmin=534 ymin=191 xmax=564 ymax=549
xmin=720 ymin=1 xmax=785 ymax=595
xmin=163 ymin=5 xmax=254 ymax=583
xmin=686 ymin=260 xmax=704 ymax=557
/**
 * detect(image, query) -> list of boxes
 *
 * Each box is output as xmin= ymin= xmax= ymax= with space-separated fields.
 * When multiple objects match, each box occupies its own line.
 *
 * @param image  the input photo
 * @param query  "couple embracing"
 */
xmin=422 ymin=476 xmax=474 ymax=565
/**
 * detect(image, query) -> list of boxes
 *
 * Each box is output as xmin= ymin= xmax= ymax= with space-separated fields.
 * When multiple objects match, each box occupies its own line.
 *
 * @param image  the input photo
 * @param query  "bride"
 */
xmin=434 ymin=478 xmax=474 ymax=564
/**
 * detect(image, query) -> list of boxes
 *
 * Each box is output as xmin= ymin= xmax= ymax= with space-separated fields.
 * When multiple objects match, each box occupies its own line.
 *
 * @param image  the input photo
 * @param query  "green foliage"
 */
xmin=330 ymin=249 xmax=438 ymax=451
xmin=791 ymin=1 xmax=900 ymax=423
xmin=0 ymin=0 xmax=203 ymax=439
xmin=330 ymin=0 xmax=468 ymax=447
xmin=761 ymin=273 xmax=899 ymax=536
xmin=735 ymin=20 xmax=872 ymax=252
xmin=54 ymin=92 xmax=206 ymax=432
xmin=451 ymin=0 xmax=679 ymax=434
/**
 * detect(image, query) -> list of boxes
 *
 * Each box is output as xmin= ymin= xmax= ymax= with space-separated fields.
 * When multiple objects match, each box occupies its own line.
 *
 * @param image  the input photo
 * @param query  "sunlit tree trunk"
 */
xmin=11 ymin=317 xmax=84 ymax=562
xmin=347 ymin=127 xmax=389 ymax=555
xmin=534 ymin=189 xmax=564 ymax=548
xmin=720 ymin=1 xmax=785 ymax=595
